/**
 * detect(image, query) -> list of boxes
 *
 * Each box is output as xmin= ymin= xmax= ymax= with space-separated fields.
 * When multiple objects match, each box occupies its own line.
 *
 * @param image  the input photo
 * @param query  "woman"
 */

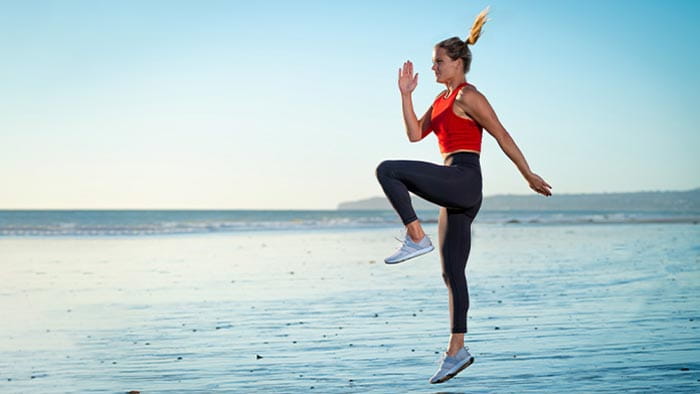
xmin=375 ymin=8 xmax=552 ymax=384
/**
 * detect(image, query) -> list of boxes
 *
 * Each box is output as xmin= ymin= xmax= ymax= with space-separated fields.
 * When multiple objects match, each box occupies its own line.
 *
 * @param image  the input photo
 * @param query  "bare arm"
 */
xmin=456 ymin=89 xmax=552 ymax=196
xmin=398 ymin=61 xmax=433 ymax=142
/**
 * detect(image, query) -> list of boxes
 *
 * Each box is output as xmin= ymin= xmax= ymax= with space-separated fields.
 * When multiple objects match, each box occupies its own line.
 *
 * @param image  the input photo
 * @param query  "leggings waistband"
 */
xmin=445 ymin=152 xmax=480 ymax=167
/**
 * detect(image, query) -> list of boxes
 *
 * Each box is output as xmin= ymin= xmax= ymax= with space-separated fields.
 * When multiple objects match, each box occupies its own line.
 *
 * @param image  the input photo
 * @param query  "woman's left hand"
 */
xmin=526 ymin=173 xmax=552 ymax=196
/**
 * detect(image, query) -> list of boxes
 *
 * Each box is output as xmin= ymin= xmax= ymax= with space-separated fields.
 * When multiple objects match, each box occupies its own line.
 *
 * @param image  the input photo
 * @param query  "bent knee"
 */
xmin=375 ymin=160 xmax=395 ymax=179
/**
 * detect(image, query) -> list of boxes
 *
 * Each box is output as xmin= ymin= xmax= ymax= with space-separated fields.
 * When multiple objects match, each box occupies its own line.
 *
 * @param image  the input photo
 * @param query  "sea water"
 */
xmin=0 ymin=211 xmax=698 ymax=392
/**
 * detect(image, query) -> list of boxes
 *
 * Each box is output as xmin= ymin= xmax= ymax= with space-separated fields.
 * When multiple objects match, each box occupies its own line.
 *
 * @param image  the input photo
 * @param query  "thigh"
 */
xmin=384 ymin=160 xmax=479 ymax=209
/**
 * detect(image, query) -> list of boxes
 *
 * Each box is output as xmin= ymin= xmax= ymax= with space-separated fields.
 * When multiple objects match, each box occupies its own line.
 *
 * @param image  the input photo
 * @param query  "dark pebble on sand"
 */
xmin=374 ymin=313 xmax=378 ymax=317
xmin=289 ymin=271 xmax=294 ymax=275
xmin=192 ymin=329 xmax=197 ymax=332
xmin=310 ymin=386 xmax=314 ymax=389
xmin=256 ymin=354 xmax=263 ymax=359
xmin=498 ymin=300 xmax=502 ymax=303
xmin=293 ymin=341 xmax=297 ymax=344
xmin=349 ymin=343 xmax=353 ymax=347
xmin=680 ymin=367 xmax=690 ymax=371
xmin=412 ymin=313 xmax=416 ymax=317
xmin=127 ymin=391 xmax=141 ymax=394
xmin=145 ymin=342 xmax=150 ymax=345
xmin=495 ymin=326 xmax=500 ymax=330
xmin=177 ymin=356 xmax=182 ymax=360
xmin=339 ymin=326 xmax=343 ymax=329
xmin=411 ymin=349 xmax=415 ymax=352
xmin=7 ymin=378 xmax=11 ymax=381
xmin=435 ymin=351 xmax=440 ymax=354
xmin=513 ymin=355 xmax=517 ymax=358
xmin=112 ymin=361 xmax=117 ymax=364
xmin=690 ymin=318 xmax=694 ymax=321
xmin=30 ymin=375 xmax=35 ymax=379
xmin=534 ymin=327 xmax=538 ymax=330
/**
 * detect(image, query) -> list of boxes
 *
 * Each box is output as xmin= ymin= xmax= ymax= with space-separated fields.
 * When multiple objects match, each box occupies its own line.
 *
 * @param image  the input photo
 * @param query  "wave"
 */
xmin=0 ymin=210 xmax=697 ymax=237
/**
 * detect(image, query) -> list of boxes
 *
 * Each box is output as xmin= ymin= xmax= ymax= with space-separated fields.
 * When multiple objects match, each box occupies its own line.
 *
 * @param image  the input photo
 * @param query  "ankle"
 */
xmin=405 ymin=220 xmax=425 ymax=242
xmin=408 ymin=233 xmax=424 ymax=243
xmin=446 ymin=348 xmax=461 ymax=357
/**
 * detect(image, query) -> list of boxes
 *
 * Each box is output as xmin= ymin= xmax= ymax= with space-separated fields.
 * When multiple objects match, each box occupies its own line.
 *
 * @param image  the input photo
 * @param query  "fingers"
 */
xmin=530 ymin=181 xmax=552 ymax=196
xmin=400 ymin=60 xmax=414 ymax=78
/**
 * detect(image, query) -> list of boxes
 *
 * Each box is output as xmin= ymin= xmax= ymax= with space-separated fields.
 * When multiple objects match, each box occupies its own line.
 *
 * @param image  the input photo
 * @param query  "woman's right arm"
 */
xmin=399 ymin=61 xmax=432 ymax=142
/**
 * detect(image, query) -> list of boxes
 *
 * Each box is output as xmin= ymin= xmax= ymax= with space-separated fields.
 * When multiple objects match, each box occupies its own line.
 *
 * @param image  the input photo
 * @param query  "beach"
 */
xmin=1 ymin=221 xmax=699 ymax=393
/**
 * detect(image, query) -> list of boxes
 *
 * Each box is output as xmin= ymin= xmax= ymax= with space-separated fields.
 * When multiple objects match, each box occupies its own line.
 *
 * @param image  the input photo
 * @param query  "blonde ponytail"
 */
xmin=466 ymin=6 xmax=489 ymax=45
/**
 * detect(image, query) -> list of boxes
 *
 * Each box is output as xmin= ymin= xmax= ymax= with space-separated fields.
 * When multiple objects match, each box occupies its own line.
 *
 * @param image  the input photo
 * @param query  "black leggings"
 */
xmin=375 ymin=152 xmax=482 ymax=333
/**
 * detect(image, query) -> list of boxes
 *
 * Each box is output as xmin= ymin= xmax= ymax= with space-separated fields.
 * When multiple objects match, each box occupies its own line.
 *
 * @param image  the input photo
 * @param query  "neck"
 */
xmin=444 ymin=78 xmax=467 ymax=95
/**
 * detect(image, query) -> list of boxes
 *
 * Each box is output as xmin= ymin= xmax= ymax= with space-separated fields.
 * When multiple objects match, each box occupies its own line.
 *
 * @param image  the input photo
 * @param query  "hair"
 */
xmin=436 ymin=6 xmax=489 ymax=74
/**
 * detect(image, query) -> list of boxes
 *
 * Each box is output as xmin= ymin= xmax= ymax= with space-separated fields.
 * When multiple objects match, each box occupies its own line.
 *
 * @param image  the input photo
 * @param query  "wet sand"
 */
xmin=1 ymin=223 xmax=699 ymax=392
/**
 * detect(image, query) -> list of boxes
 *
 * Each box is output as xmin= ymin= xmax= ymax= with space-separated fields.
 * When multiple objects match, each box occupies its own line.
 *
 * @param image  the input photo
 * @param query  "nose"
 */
xmin=431 ymin=63 xmax=437 ymax=71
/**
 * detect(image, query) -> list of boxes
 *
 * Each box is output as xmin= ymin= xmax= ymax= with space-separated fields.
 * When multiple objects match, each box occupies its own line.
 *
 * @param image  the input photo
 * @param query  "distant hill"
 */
xmin=338 ymin=188 xmax=700 ymax=212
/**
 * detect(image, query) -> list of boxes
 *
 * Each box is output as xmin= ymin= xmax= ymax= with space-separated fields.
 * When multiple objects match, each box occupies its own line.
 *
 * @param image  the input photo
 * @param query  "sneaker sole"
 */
xmin=384 ymin=245 xmax=435 ymax=264
xmin=430 ymin=356 xmax=474 ymax=384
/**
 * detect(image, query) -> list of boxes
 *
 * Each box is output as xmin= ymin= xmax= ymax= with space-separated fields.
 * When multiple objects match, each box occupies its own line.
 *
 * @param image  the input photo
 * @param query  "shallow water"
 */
xmin=1 ymin=223 xmax=699 ymax=393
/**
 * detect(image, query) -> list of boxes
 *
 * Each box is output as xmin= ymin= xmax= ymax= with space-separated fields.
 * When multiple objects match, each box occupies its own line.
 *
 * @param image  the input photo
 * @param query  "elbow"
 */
xmin=408 ymin=130 xmax=424 ymax=142
xmin=495 ymin=131 xmax=513 ymax=146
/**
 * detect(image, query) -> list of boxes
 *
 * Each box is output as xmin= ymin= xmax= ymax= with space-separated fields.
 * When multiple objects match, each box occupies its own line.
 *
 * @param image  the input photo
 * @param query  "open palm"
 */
xmin=398 ymin=60 xmax=418 ymax=95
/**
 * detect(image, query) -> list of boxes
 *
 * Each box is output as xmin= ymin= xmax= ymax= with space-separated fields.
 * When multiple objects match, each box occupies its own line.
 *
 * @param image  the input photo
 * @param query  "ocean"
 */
xmin=1 ymin=210 xmax=699 ymax=392
xmin=1 ymin=209 xmax=698 ymax=237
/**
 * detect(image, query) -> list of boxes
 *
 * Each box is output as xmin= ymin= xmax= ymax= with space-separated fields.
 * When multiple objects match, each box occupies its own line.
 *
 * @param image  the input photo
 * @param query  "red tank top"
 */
xmin=422 ymin=82 xmax=483 ymax=154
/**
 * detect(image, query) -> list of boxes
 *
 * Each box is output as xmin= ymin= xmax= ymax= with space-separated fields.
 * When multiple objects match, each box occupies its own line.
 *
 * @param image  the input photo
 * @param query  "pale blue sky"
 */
xmin=1 ymin=0 xmax=698 ymax=209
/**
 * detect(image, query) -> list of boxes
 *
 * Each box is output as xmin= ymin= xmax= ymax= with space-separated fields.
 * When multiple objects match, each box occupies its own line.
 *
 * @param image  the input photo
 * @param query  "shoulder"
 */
xmin=455 ymin=84 xmax=488 ymax=109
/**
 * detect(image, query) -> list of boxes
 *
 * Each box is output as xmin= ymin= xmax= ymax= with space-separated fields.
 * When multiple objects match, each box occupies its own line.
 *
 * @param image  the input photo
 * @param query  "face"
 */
xmin=432 ymin=46 xmax=462 ymax=83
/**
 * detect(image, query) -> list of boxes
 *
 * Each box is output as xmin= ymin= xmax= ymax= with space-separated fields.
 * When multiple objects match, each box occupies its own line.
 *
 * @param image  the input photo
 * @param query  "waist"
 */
xmin=444 ymin=151 xmax=480 ymax=167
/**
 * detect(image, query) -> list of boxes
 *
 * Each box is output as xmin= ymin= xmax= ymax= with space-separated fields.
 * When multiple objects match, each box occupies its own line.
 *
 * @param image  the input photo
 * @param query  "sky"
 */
xmin=1 ymin=0 xmax=698 ymax=209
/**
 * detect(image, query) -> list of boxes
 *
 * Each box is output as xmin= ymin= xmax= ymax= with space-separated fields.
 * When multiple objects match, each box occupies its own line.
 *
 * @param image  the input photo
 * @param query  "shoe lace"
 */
xmin=434 ymin=347 xmax=470 ymax=365
xmin=434 ymin=352 xmax=448 ymax=365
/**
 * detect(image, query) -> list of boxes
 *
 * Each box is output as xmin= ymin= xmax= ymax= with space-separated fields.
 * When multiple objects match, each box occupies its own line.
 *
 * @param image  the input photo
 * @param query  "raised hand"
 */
xmin=398 ymin=60 xmax=418 ymax=95
xmin=526 ymin=173 xmax=552 ymax=196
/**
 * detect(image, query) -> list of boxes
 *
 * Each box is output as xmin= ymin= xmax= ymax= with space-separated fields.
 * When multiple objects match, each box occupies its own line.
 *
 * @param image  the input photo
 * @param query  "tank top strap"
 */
xmin=442 ymin=82 xmax=469 ymax=101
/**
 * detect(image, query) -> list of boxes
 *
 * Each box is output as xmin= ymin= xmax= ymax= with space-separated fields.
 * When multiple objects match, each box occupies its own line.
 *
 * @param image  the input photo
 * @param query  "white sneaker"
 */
xmin=429 ymin=347 xmax=474 ymax=384
xmin=384 ymin=233 xmax=434 ymax=264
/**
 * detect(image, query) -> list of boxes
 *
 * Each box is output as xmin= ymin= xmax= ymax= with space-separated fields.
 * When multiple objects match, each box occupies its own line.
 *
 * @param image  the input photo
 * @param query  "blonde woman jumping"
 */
xmin=376 ymin=7 xmax=552 ymax=383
